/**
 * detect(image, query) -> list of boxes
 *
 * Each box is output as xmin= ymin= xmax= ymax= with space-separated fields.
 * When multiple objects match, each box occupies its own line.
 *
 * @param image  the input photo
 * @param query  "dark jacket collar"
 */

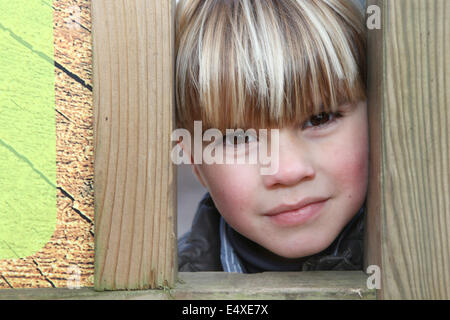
xmin=178 ymin=193 xmax=223 ymax=271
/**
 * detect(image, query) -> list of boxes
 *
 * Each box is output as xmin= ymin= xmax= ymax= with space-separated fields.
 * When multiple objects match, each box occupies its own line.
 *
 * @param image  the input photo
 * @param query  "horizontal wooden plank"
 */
xmin=0 ymin=271 xmax=376 ymax=300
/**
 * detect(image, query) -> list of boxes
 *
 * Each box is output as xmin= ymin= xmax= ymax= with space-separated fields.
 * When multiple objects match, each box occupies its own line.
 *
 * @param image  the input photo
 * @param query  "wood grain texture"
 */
xmin=92 ymin=0 xmax=177 ymax=290
xmin=0 ymin=272 xmax=376 ymax=300
xmin=376 ymin=0 xmax=449 ymax=299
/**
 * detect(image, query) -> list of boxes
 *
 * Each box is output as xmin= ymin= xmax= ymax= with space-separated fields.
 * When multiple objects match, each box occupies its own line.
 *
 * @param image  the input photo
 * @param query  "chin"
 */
xmin=271 ymin=236 xmax=335 ymax=259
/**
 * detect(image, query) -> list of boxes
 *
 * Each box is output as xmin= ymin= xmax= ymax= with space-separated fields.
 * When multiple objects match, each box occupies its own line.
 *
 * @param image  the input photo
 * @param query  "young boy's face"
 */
xmin=190 ymin=101 xmax=369 ymax=259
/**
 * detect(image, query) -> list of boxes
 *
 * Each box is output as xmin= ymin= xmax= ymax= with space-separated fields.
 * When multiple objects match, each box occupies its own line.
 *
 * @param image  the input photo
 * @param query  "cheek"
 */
xmin=328 ymin=129 xmax=369 ymax=197
xmin=199 ymin=164 xmax=259 ymax=223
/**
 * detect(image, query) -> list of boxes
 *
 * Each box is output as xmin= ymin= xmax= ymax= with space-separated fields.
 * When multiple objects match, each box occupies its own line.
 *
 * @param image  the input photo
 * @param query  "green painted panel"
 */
xmin=0 ymin=0 xmax=56 ymax=259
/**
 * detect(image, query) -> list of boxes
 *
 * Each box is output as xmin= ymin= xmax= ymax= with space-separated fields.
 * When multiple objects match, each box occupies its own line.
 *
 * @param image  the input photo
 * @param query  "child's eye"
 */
xmin=223 ymin=132 xmax=258 ymax=147
xmin=302 ymin=112 xmax=342 ymax=129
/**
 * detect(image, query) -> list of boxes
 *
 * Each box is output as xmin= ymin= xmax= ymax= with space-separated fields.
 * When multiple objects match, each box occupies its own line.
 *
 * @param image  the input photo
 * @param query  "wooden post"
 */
xmin=92 ymin=0 xmax=177 ymax=290
xmin=367 ymin=0 xmax=449 ymax=299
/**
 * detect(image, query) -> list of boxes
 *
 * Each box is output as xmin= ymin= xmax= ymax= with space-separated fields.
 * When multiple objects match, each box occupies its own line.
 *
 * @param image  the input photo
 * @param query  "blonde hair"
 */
xmin=176 ymin=0 xmax=366 ymax=132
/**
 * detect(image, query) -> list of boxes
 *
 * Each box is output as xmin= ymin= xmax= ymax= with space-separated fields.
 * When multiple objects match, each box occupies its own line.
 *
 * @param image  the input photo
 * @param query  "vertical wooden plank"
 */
xmin=371 ymin=0 xmax=450 ymax=299
xmin=365 ymin=0 xmax=383 ymax=274
xmin=92 ymin=0 xmax=176 ymax=290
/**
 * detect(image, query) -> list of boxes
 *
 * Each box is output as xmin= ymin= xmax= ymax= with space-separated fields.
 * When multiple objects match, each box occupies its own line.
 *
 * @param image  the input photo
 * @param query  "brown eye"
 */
xmin=303 ymin=112 xmax=341 ymax=129
xmin=310 ymin=112 xmax=330 ymax=126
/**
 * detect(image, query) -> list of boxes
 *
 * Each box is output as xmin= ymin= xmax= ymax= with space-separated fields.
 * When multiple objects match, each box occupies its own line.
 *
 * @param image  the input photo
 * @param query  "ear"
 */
xmin=191 ymin=163 xmax=208 ymax=189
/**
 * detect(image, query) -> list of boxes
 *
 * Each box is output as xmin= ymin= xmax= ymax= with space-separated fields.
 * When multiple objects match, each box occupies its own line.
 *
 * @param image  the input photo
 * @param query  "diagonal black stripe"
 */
xmin=54 ymin=60 xmax=93 ymax=91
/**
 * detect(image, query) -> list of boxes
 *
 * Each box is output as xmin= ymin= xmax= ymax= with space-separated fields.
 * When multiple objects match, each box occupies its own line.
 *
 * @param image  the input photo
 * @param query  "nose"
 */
xmin=262 ymin=130 xmax=315 ymax=188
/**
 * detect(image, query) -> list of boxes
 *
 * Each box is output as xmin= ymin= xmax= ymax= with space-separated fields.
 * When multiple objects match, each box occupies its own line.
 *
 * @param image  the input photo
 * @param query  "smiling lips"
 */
xmin=264 ymin=197 xmax=329 ymax=227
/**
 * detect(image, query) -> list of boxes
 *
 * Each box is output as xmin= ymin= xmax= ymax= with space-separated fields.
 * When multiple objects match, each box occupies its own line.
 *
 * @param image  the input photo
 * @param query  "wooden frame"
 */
xmin=90 ymin=0 xmax=375 ymax=298
xmin=0 ymin=272 xmax=374 ymax=299
xmin=1 ymin=0 xmax=448 ymax=300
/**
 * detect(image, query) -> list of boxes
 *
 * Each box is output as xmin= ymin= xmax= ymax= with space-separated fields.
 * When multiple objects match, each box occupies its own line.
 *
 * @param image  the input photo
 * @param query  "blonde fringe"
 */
xmin=176 ymin=0 xmax=366 ymax=132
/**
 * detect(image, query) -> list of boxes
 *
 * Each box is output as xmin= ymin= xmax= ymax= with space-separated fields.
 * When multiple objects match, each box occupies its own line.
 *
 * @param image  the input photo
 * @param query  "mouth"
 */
xmin=264 ymin=197 xmax=329 ymax=227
